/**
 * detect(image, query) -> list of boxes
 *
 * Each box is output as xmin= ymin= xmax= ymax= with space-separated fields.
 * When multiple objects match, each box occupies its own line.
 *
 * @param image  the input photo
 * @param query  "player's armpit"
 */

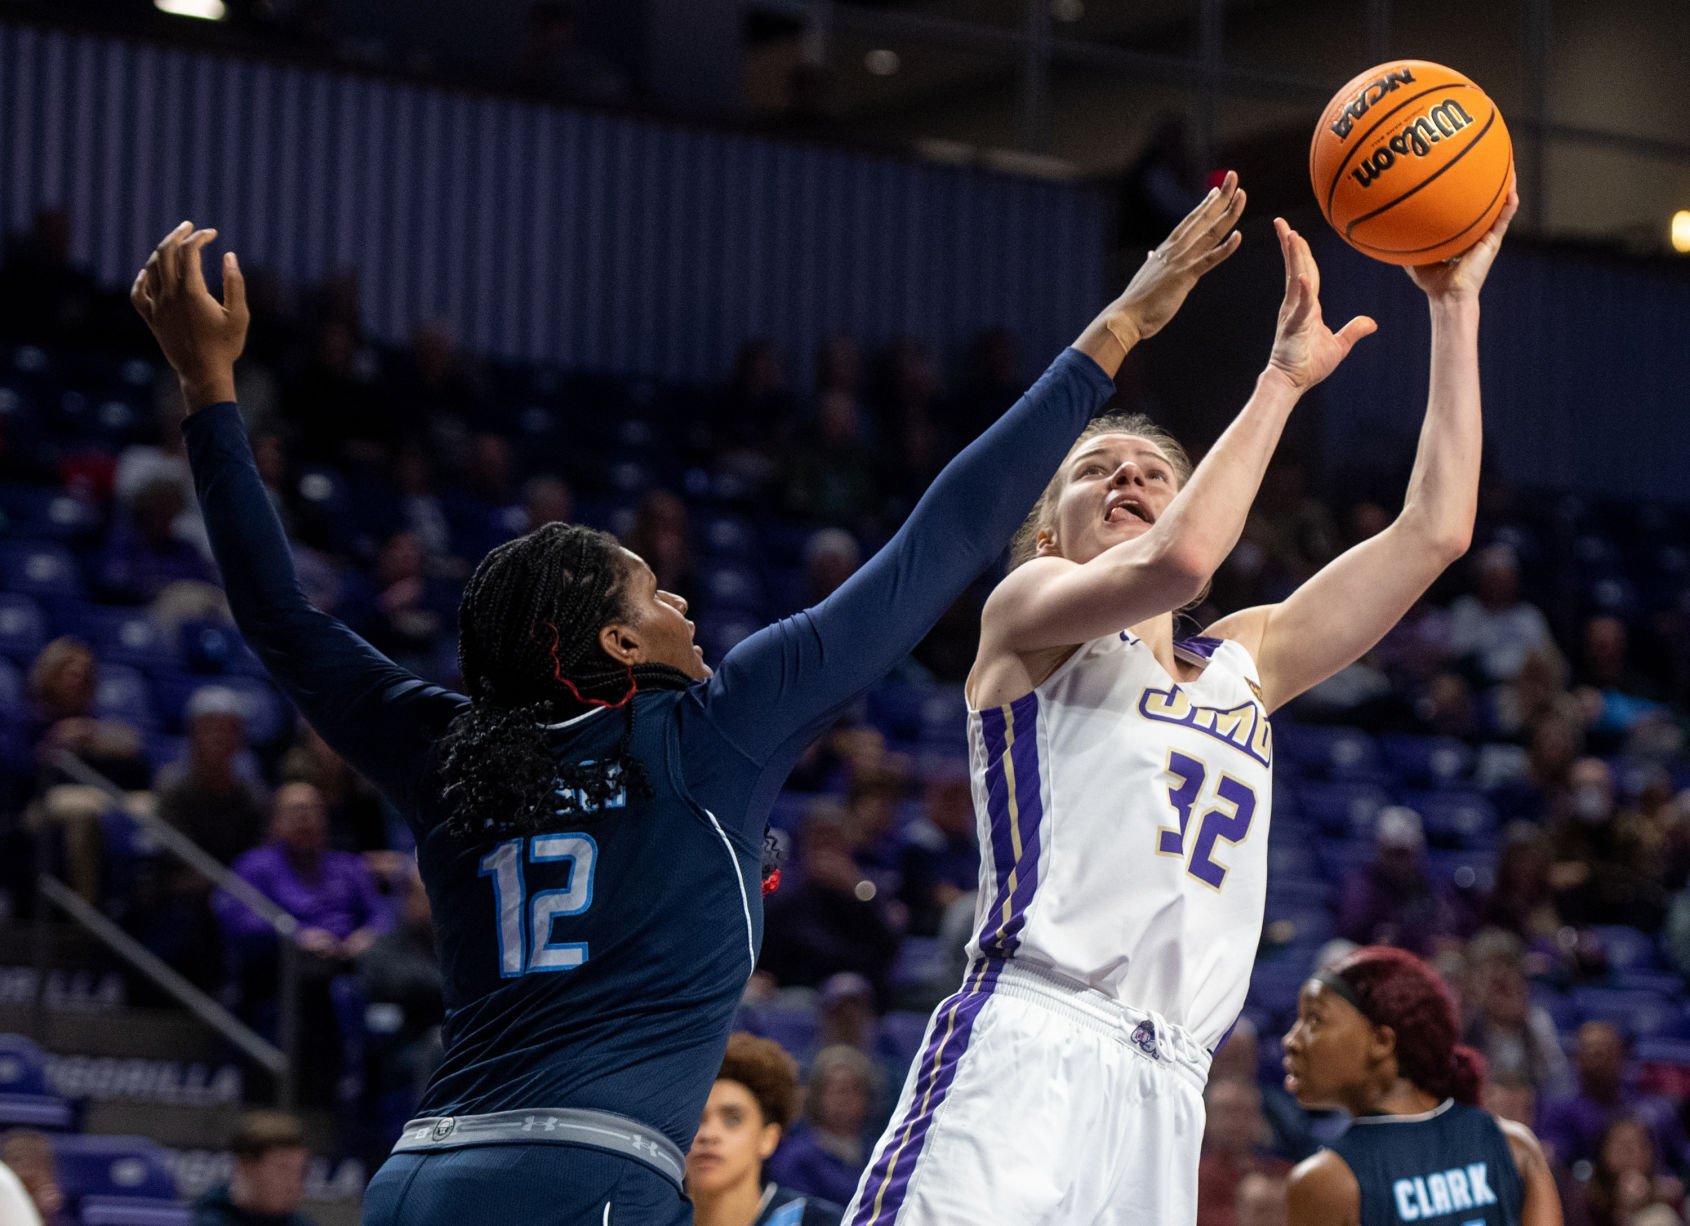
xmin=1286 ymin=1151 xmax=1361 ymax=1226
xmin=1499 ymin=1118 xmax=1564 ymax=1226
xmin=979 ymin=542 xmax=1207 ymax=657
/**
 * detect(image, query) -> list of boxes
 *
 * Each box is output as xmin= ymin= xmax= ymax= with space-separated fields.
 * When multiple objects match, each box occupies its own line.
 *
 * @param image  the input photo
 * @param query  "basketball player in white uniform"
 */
xmin=845 ymin=178 xmax=1518 ymax=1226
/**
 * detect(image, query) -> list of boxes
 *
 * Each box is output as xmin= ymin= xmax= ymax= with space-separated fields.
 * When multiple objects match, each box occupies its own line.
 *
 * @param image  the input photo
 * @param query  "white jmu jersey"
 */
xmin=963 ymin=631 xmax=1273 ymax=1050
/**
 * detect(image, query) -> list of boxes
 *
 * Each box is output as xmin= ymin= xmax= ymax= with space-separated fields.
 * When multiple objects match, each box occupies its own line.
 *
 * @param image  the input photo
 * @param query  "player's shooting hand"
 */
xmin=1265 ymin=218 xmax=1377 ymax=392
xmin=1112 ymin=171 xmax=1247 ymax=346
xmin=130 ymin=221 xmax=249 ymax=412
xmin=1406 ymin=173 xmax=1518 ymax=301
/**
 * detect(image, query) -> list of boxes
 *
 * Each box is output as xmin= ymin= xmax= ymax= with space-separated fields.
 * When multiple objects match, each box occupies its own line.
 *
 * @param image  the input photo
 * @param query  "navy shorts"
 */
xmin=361 ymin=1142 xmax=692 ymax=1226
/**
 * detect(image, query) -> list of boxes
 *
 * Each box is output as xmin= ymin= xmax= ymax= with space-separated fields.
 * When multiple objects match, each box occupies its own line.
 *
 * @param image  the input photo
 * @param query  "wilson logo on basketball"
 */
xmin=1328 ymin=66 xmax=1417 ymax=140
xmin=1350 ymin=99 xmax=1476 ymax=189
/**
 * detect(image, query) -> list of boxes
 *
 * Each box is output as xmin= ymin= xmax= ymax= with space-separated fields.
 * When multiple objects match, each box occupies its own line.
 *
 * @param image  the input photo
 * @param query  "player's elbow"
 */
xmin=1139 ymin=536 xmax=1212 ymax=608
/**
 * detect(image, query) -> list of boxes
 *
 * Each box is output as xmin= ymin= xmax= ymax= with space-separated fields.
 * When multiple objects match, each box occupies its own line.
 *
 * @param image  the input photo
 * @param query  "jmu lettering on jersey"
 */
xmin=1137 ymin=685 xmax=1272 ymax=767
xmin=1392 ymin=1162 xmax=1497 ymax=1221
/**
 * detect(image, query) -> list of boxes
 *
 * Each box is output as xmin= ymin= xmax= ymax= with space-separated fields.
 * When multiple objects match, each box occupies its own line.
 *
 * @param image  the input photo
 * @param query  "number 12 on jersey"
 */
xmin=1156 ymin=750 xmax=1257 ymax=890
xmin=480 ymin=834 xmax=599 ymax=977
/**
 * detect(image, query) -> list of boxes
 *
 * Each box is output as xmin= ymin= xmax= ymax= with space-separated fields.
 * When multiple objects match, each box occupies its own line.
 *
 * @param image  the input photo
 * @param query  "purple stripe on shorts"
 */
xmin=849 ymin=960 xmax=1003 ymax=1226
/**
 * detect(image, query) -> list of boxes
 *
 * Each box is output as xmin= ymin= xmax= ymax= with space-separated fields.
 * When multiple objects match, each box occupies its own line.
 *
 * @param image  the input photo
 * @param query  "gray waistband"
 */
xmin=393 ymin=1108 xmax=686 ymax=1187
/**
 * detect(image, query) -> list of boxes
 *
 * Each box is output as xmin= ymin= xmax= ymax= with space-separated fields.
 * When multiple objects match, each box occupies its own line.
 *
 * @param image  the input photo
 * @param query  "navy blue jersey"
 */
xmin=759 ymin=1184 xmax=845 ymax=1226
xmin=182 ymin=349 xmax=1113 ymax=1155
xmin=1331 ymin=1101 xmax=1524 ymax=1226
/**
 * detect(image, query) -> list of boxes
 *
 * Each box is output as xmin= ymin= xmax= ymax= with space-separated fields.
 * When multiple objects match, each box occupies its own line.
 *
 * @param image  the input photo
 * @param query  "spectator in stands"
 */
xmin=1462 ymin=928 xmax=1572 ymax=1097
xmin=1490 ymin=647 xmax=1577 ymax=744
xmin=444 ymin=433 xmax=524 ymax=560
xmin=156 ymin=686 xmax=268 ymax=866
xmin=760 ymin=808 xmax=902 ymax=1002
xmin=216 ymin=781 xmax=391 ymax=970
xmin=1567 ymin=1117 xmax=1685 ymax=1226
xmin=390 ymin=445 xmax=457 ymax=571
xmin=280 ymin=722 xmax=392 ymax=855
xmin=0 ymin=1130 xmax=62 ymax=1226
xmin=766 ymin=1045 xmax=878 ymax=1207
xmin=387 ymin=319 xmax=486 ymax=452
xmin=285 ymin=318 xmax=387 ymax=467
xmin=1209 ymin=1017 xmax=1316 ymax=1162
xmin=1540 ymin=1022 xmax=1690 ymax=1175
xmin=25 ymin=636 xmax=151 ymax=902
xmin=1445 ymin=543 xmax=1556 ymax=685
xmin=192 ymin=1110 xmax=315 ymax=1226
xmin=1547 ymin=757 xmax=1667 ymax=929
xmin=624 ymin=491 xmax=699 ymax=609
xmin=802 ymin=529 xmax=860 ymax=607
xmin=97 ymin=473 xmax=218 ymax=603
xmin=1337 ymin=807 xmax=1461 ymax=954
xmin=714 ymin=339 xmax=795 ymax=470
xmin=1484 ymin=1070 xmax=1539 ymax=1129
xmin=815 ymin=335 xmax=863 ymax=401
xmin=349 ymin=531 xmax=453 ymax=678
xmin=520 ymin=475 xmax=574 ymax=535
xmin=1480 ymin=822 xmax=1565 ymax=946
xmin=1491 ymin=709 xmax=1584 ymax=824
xmin=689 ymin=1032 xmax=845 ymax=1225
xmin=897 ymin=768 xmax=979 ymax=937
xmin=358 ymin=865 xmax=445 ymax=1122
xmin=1234 ymin=1170 xmax=1288 ymax=1226
xmin=784 ymin=386 xmax=880 ymax=530
xmin=1577 ymin=615 xmax=1659 ymax=702
xmin=842 ymin=769 xmax=906 ymax=886
xmin=1197 ymin=1077 xmax=1292 ymax=1226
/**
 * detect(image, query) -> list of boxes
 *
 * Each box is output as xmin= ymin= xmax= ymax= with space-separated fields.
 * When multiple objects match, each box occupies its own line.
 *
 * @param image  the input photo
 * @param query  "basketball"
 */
xmin=1310 ymin=59 xmax=1513 ymax=265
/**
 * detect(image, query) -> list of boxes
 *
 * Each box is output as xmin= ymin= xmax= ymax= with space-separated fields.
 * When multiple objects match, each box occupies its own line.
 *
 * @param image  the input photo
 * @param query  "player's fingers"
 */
xmin=1171 ymin=179 xmax=1242 ymax=259
xmin=1292 ymin=229 xmax=1320 ymax=298
xmin=1167 ymin=171 xmax=1235 ymax=246
xmin=1192 ymin=228 xmax=1242 ymax=275
xmin=156 ymin=220 xmax=192 ymax=291
xmin=130 ymin=269 xmax=154 ymax=320
xmin=222 ymin=251 xmax=248 ymax=324
xmin=182 ymin=229 xmax=218 ymax=295
xmin=1336 ymin=314 xmax=1378 ymax=350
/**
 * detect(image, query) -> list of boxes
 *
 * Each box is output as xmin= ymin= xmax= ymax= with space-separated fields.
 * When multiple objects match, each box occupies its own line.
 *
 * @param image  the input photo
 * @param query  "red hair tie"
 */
xmin=761 ymin=869 xmax=782 ymax=897
xmin=534 ymin=621 xmax=638 ymax=710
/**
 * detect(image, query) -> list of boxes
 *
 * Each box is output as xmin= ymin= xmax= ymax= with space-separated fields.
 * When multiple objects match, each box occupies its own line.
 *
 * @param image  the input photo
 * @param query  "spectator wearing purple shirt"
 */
xmin=97 ymin=474 xmax=217 ymax=603
xmin=216 ymin=780 xmax=390 ymax=966
xmin=1539 ymin=1021 xmax=1690 ymax=1178
xmin=1337 ymin=806 xmax=1462 ymax=954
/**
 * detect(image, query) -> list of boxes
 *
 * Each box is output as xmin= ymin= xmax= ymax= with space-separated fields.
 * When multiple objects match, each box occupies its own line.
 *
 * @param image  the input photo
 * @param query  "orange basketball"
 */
xmin=1310 ymin=59 xmax=1512 ymax=265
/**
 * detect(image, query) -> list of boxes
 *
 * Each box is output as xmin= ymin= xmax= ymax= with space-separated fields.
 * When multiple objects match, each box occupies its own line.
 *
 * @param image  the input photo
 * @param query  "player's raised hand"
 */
xmin=1265 ymin=217 xmax=1377 ymax=392
xmin=131 ymin=221 xmax=248 ymax=412
xmin=1113 ymin=171 xmax=1247 ymax=344
xmin=1406 ymin=173 xmax=1518 ymax=302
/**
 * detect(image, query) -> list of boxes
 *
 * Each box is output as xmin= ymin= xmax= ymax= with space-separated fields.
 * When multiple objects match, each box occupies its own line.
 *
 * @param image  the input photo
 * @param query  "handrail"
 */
xmin=36 ymin=875 xmax=285 ymax=1076
xmin=43 ymin=751 xmax=302 ymax=1109
xmin=48 ymin=750 xmax=296 ymax=937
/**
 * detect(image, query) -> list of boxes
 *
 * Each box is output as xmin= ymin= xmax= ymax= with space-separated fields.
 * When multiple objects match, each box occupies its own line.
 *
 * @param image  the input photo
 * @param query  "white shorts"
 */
xmin=842 ymin=959 xmax=1211 ymax=1226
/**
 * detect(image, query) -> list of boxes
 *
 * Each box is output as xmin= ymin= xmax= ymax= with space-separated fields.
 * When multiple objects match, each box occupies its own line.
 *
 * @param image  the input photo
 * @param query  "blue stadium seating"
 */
xmin=53 ymin=1133 xmax=187 ymax=1226
xmin=1378 ymin=733 xmax=1474 ymax=788
xmin=0 ymin=541 xmax=85 ymax=603
xmin=0 ymin=592 xmax=47 ymax=662
xmin=92 ymin=663 xmax=157 ymax=730
xmin=1590 ymin=924 xmax=1664 ymax=973
xmin=0 ymin=1034 xmax=74 ymax=1129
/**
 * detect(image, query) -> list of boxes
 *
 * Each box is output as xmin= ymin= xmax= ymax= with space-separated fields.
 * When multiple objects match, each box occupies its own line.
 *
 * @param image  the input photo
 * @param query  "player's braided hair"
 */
xmin=437 ymin=522 xmax=694 ymax=839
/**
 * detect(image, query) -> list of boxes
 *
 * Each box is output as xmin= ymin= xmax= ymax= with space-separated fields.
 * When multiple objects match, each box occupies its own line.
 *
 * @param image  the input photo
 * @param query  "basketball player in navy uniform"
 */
xmin=1282 ymin=946 xmax=1561 ymax=1226
xmin=690 ymin=1034 xmax=844 ymax=1226
xmin=129 ymin=183 xmax=1246 ymax=1226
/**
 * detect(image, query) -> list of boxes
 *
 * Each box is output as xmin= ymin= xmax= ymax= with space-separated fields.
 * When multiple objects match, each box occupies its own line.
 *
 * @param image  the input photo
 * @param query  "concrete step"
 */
xmin=0 ymin=1002 xmax=233 ymax=1062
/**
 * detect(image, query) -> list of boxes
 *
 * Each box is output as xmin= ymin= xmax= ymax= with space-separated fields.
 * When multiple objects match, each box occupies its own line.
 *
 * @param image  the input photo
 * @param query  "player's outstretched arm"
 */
xmin=983 ymin=216 xmax=1376 ymax=656
xmin=132 ymin=224 xmax=463 ymax=815
xmin=695 ymin=179 xmax=1247 ymax=781
xmin=1286 ymin=1151 xmax=1361 ymax=1226
xmin=1207 ymin=179 xmax=1518 ymax=713
xmin=1499 ymin=1118 xmax=1564 ymax=1226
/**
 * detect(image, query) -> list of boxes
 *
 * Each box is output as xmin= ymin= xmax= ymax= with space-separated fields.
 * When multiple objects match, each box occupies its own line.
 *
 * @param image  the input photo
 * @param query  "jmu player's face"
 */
xmin=1041 ymin=433 xmax=1180 ymax=565
xmin=618 ymin=550 xmax=713 ymax=681
xmin=1280 ymin=981 xmax=1375 ymax=1110
xmin=688 ymin=1079 xmax=781 ymax=1197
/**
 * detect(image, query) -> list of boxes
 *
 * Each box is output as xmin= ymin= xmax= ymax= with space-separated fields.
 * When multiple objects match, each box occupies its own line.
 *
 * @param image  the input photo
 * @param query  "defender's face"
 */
xmin=687 ymin=1079 xmax=779 ymax=1196
xmin=1040 ymin=434 xmax=1180 ymax=565
xmin=1281 ymin=980 xmax=1375 ymax=1109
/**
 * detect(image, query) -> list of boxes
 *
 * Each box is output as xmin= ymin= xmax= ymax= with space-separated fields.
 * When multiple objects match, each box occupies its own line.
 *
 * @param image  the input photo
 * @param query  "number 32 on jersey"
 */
xmin=1155 ymin=750 xmax=1258 ymax=891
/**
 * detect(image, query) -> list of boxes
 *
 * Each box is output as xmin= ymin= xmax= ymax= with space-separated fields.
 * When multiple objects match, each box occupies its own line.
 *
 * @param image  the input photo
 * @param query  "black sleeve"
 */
xmin=690 ymin=348 xmax=1114 ymax=832
xmin=183 ymin=403 xmax=465 ymax=820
